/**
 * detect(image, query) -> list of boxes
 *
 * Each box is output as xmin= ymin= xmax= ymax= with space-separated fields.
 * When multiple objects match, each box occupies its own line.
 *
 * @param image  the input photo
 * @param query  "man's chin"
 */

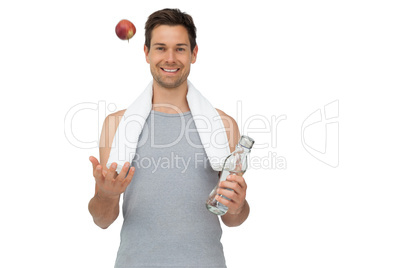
xmin=154 ymin=78 xmax=186 ymax=89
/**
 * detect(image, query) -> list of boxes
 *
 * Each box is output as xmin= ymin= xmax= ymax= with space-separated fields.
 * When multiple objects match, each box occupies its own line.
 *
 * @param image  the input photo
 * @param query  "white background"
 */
xmin=1 ymin=0 xmax=401 ymax=267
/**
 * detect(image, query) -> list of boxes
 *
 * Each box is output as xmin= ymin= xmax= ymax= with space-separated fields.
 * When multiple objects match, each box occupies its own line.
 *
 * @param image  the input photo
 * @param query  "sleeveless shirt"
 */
xmin=114 ymin=111 xmax=227 ymax=268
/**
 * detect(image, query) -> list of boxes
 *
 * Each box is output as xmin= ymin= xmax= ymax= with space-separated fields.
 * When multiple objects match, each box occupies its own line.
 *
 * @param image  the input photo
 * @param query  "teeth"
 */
xmin=162 ymin=68 xmax=179 ymax=72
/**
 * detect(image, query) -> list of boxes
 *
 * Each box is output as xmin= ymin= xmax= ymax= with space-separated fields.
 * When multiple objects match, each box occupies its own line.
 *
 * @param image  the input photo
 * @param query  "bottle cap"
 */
xmin=239 ymin=135 xmax=255 ymax=149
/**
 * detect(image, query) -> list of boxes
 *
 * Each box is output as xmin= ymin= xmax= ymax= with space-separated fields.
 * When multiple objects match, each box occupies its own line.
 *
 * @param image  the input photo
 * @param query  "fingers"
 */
xmin=216 ymin=175 xmax=247 ymax=214
xmin=122 ymin=166 xmax=135 ymax=188
xmin=217 ymin=187 xmax=245 ymax=205
xmin=93 ymin=163 xmax=105 ymax=184
xmin=115 ymin=163 xmax=135 ymax=188
xmin=215 ymin=191 xmax=245 ymax=215
xmin=217 ymin=188 xmax=236 ymax=201
xmin=215 ymin=194 xmax=232 ymax=207
xmin=104 ymin=163 xmax=118 ymax=185
xmin=89 ymin=156 xmax=104 ymax=181
xmin=106 ymin=162 xmax=133 ymax=184
xmin=90 ymin=158 xmax=134 ymax=197
xmin=215 ymin=193 xmax=244 ymax=215
xmin=116 ymin=162 xmax=131 ymax=182
xmin=219 ymin=175 xmax=247 ymax=194
xmin=226 ymin=174 xmax=247 ymax=189
xmin=89 ymin=156 xmax=100 ymax=172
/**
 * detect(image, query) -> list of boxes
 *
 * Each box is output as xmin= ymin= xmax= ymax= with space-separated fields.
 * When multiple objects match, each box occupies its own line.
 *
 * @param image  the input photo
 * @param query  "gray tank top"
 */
xmin=114 ymin=110 xmax=227 ymax=268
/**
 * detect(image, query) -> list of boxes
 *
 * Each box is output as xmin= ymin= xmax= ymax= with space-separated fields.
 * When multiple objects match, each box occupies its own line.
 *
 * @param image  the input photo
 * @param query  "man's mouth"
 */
xmin=161 ymin=67 xmax=180 ymax=73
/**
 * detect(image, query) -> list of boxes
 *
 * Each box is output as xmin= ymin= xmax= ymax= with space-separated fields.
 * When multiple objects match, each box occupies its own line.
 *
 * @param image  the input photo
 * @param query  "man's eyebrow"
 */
xmin=152 ymin=43 xmax=188 ymax=47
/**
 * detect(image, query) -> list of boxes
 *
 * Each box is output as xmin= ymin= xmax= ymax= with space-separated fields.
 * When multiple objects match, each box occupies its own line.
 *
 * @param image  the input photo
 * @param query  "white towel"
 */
xmin=106 ymin=80 xmax=230 ymax=174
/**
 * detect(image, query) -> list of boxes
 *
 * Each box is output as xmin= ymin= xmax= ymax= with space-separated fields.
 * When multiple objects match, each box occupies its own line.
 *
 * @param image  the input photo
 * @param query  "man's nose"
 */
xmin=165 ymin=49 xmax=176 ymax=63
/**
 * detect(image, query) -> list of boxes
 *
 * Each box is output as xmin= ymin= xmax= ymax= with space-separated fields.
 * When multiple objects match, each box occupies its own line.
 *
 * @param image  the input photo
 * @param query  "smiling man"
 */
xmin=88 ymin=8 xmax=250 ymax=267
xmin=145 ymin=24 xmax=196 ymax=114
xmin=146 ymin=25 xmax=195 ymax=89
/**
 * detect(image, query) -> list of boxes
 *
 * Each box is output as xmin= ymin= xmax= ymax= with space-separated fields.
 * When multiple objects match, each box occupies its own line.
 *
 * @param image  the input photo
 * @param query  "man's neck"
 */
xmin=152 ymin=80 xmax=190 ymax=114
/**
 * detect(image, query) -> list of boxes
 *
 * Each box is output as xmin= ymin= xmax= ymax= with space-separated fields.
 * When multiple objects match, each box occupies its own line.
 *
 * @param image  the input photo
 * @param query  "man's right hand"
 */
xmin=89 ymin=156 xmax=135 ymax=199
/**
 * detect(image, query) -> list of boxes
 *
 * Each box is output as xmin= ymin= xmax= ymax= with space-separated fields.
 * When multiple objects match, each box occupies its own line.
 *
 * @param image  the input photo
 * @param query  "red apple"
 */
xmin=115 ymin=19 xmax=136 ymax=41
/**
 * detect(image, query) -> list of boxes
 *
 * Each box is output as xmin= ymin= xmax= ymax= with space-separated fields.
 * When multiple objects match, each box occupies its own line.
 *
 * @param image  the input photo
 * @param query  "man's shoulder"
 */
xmin=215 ymin=108 xmax=235 ymax=122
xmin=215 ymin=108 xmax=228 ymax=117
xmin=109 ymin=109 xmax=126 ymax=117
xmin=215 ymin=108 xmax=240 ymax=152
xmin=215 ymin=108 xmax=236 ymax=126
xmin=105 ymin=109 xmax=127 ymax=124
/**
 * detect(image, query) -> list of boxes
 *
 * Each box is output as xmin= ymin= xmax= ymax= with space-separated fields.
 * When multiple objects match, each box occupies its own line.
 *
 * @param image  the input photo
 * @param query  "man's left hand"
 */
xmin=215 ymin=174 xmax=247 ymax=215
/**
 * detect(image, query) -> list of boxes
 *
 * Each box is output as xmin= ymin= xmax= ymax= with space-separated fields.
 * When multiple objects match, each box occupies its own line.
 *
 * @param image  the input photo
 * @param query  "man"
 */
xmin=88 ymin=8 xmax=249 ymax=267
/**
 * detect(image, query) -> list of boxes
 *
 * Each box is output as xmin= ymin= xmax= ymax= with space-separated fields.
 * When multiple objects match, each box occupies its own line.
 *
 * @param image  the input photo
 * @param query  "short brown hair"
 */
xmin=145 ymin=8 xmax=197 ymax=52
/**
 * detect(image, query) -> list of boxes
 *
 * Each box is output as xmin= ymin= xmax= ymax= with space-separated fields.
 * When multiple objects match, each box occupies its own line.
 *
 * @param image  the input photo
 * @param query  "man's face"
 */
xmin=144 ymin=25 xmax=198 ymax=89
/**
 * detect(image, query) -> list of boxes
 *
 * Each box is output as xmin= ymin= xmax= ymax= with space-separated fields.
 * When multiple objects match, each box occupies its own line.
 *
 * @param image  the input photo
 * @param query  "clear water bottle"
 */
xmin=206 ymin=135 xmax=255 ymax=215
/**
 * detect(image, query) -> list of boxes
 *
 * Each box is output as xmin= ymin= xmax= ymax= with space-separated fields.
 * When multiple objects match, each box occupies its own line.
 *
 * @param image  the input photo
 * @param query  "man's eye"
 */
xmin=177 ymin=48 xmax=185 ymax=52
xmin=156 ymin=47 xmax=165 ymax=51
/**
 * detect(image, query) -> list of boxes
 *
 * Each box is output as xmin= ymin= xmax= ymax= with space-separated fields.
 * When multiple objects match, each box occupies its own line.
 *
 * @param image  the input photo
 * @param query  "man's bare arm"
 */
xmin=88 ymin=110 xmax=134 ymax=229
xmin=88 ymin=174 xmax=121 ymax=229
xmin=216 ymin=109 xmax=250 ymax=227
xmin=88 ymin=157 xmax=134 ymax=229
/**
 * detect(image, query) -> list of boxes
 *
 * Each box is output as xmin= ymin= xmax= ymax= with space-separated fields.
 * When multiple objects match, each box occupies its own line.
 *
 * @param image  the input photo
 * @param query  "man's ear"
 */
xmin=144 ymin=45 xmax=150 ymax=63
xmin=191 ymin=45 xmax=198 ymax=64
